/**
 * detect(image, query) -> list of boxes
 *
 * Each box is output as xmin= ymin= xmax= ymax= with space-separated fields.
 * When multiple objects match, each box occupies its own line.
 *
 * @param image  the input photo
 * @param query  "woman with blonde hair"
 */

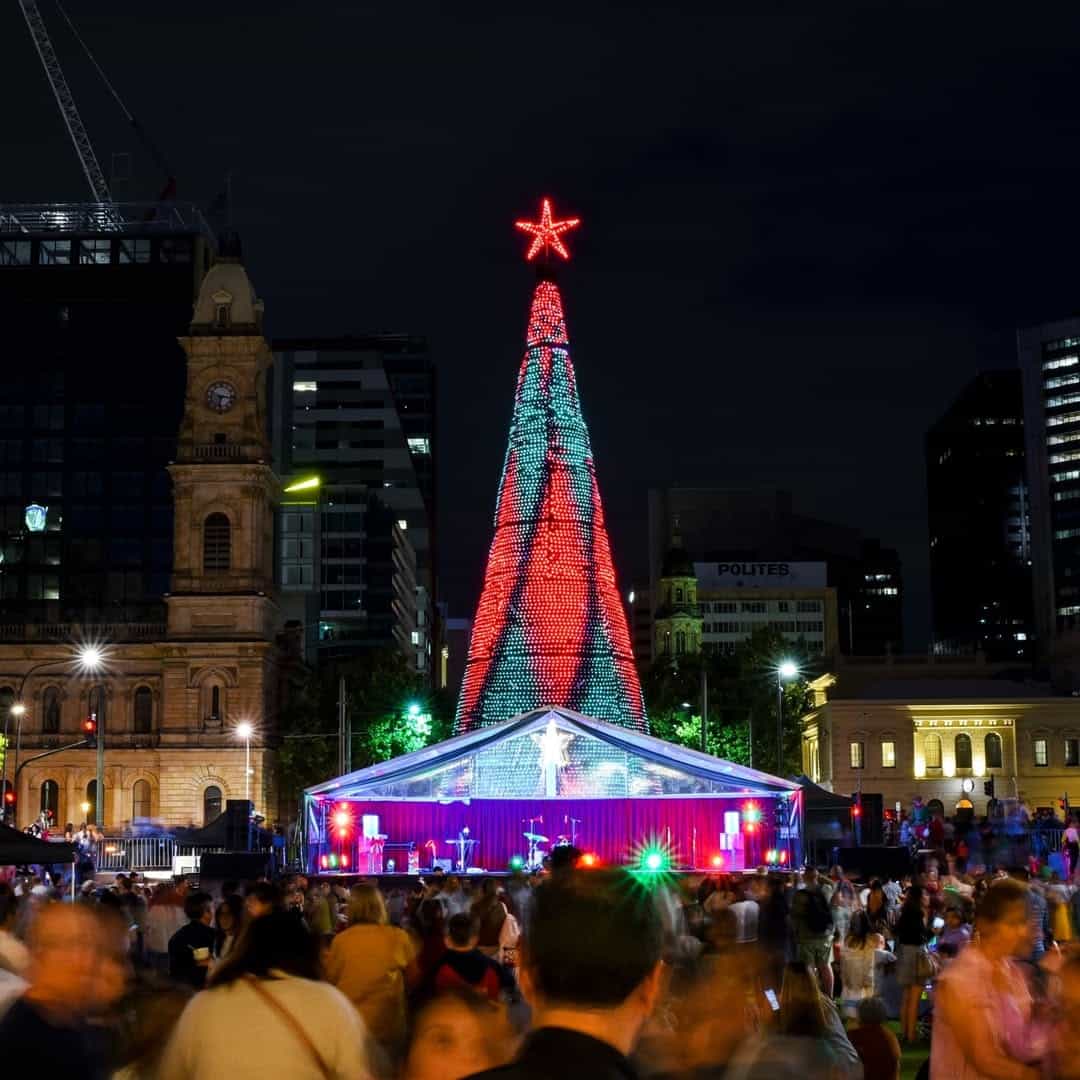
xmin=325 ymin=883 xmax=418 ymax=1054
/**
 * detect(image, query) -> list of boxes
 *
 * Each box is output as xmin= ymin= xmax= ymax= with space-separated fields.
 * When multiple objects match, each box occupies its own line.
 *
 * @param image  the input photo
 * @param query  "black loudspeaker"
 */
xmin=224 ymin=800 xmax=253 ymax=851
xmin=199 ymin=851 xmax=270 ymax=885
xmin=861 ymin=793 xmax=884 ymax=845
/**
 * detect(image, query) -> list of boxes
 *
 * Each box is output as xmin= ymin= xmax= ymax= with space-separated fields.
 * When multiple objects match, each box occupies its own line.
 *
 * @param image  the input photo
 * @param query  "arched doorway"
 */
xmin=132 ymin=779 xmax=152 ymax=820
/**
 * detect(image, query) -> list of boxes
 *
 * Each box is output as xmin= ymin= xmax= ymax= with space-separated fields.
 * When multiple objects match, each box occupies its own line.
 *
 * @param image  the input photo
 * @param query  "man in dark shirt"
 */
xmin=466 ymin=869 xmax=663 ymax=1080
xmin=0 ymin=902 xmax=127 ymax=1077
xmin=424 ymin=913 xmax=515 ymax=1002
xmin=168 ymin=890 xmax=217 ymax=989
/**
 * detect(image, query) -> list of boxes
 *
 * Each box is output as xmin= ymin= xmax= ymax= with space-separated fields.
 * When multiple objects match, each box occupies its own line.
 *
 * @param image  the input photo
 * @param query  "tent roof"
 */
xmin=795 ymin=775 xmax=855 ymax=809
xmin=0 ymin=825 xmax=76 ymax=865
xmin=307 ymin=706 xmax=800 ymax=802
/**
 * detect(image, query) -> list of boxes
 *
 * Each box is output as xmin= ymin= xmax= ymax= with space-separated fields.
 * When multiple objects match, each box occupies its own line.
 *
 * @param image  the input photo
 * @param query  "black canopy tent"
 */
xmin=0 ymin=824 xmax=77 ymax=899
xmin=796 ymin=776 xmax=855 ymax=865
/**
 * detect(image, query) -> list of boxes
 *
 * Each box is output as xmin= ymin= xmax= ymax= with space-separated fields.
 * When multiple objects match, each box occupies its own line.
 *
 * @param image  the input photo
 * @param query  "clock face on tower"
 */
xmin=206 ymin=382 xmax=237 ymax=413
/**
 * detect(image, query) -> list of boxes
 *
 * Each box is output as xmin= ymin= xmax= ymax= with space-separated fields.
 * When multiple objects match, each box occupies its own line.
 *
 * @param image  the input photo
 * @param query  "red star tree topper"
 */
xmin=515 ymin=197 xmax=581 ymax=261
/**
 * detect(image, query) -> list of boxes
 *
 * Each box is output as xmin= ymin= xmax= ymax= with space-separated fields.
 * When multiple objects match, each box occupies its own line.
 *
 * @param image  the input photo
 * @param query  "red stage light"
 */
xmin=319 ymin=855 xmax=328 ymax=869
xmin=340 ymin=853 xmax=349 ymax=868
xmin=577 ymin=852 xmax=599 ymax=868
xmin=779 ymin=850 xmax=788 ymax=864
xmin=515 ymin=197 xmax=580 ymax=261
xmin=710 ymin=854 xmax=724 ymax=868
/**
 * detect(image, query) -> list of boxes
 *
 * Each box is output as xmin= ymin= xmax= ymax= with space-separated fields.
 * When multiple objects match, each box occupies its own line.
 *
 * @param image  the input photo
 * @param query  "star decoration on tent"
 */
xmin=515 ymin=198 xmax=581 ymax=261
xmin=532 ymin=717 xmax=574 ymax=773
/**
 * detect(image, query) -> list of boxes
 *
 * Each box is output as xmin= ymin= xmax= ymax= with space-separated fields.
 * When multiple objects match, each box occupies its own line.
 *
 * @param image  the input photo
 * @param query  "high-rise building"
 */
xmin=647 ymin=488 xmax=902 ymax=657
xmin=1019 ymin=318 xmax=1080 ymax=669
xmin=0 ymin=203 xmax=214 ymax=630
xmin=926 ymin=371 xmax=1032 ymax=659
xmin=270 ymin=337 xmax=435 ymax=673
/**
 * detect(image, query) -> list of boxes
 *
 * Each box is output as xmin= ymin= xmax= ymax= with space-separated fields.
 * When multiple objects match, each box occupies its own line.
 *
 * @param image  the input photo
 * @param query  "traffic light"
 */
xmin=852 ymin=793 xmax=862 ymax=818
xmin=82 ymin=716 xmax=97 ymax=748
xmin=3 ymin=789 xmax=15 ymax=812
xmin=983 ymin=777 xmax=995 ymax=798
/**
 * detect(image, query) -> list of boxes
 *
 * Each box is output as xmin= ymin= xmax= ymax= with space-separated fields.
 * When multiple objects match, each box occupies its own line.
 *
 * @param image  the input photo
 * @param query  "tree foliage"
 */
xmin=642 ymin=626 xmax=816 ymax=778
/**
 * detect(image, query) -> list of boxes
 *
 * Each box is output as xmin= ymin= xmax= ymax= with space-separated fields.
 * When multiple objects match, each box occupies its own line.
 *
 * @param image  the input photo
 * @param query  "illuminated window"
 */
xmin=849 ymin=741 xmax=865 ymax=769
xmin=1034 ymin=739 xmax=1049 ymax=767
xmin=985 ymin=732 xmax=1003 ymax=769
xmin=292 ymin=381 xmax=318 ymax=392
xmin=955 ymin=733 xmax=973 ymax=769
xmin=407 ymin=437 xmax=431 ymax=455
xmin=881 ymin=740 xmax=896 ymax=768
xmin=925 ymin=734 xmax=942 ymax=770
xmin=214 ymin=303 xmax=231 ymax=329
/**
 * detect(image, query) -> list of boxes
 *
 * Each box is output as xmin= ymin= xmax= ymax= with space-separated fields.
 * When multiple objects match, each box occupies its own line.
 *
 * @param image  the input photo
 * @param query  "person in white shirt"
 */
xmin=159 ymin=910 xmax=368 ymax=1080
xmin=0 ymin=884 xmax=29 ymax=977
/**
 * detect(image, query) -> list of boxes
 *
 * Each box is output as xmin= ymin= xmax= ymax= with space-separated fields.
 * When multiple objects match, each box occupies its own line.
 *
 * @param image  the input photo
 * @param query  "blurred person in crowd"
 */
xmin=757 ymin=872 xmax=790 ymax=988
xmin=145 ymin=879 xmax=188 ymax=975
xmin=158 ymin=911 xmax=368 ymax=1079
xmin=403 ymin=989 xmax=515 ymax=1080
xmin=848 ymin=996 xmax=900 ymax=1080
xmin=829 ymin=867 xmax=859 ymax=942
xmin=729 ymin=878 xmax=759 ymax=947
xmin=213 ymin=893 xmax=245 ymax=966
xmin=863 ymin=878 xmax=889 ymax=935
xmin=937 ymin=906 xmax=972 ymax=958
xmin=112 ymin=980 xmax=192 ymax=1079
xmin=791 ymin=867 xmax=835 ymax=996
xmin=441 ymin=875 xmax=469 ymax=918
xmin=1010 ymin=866 xmax=1050 ymax=963
xmin=0 ymin=881 xmax=28 ymax=976
xmin=472 ymin=877 xmax=508 ymax=955
xmin=415 ymin=895 xmax=448 ymax=979
xmin=1049 ymin=950 xmax=1080 ymax=1078
xmin=116 ymin=874 xmax=147 ymax=962
xmin=931 ymin=878 xmax=1042 ymax=1080
xmin=839 ymin=911 xmax=894 ymax=1019
xmin=304 ymin=877 xmax=334 ymax=937
xmin=168 ymin=890 xmax=217 ymax=990
xmin=420 ymin=913 xmax=514 ymax=1003
xmin=724 ymin=960 xmax=861 ymax=1079
xmin=467 ymin=869 xmax=663 ymax=1080
xmin=0 ymin=902 xmax=128 ymax=1075
xmin=244 ymin=879 xmax=284 ymax=920
xmin=895 ymin=883 xmax=930 ymax=1044
xmin=325 ymin=882 xmax=417 ymax=1050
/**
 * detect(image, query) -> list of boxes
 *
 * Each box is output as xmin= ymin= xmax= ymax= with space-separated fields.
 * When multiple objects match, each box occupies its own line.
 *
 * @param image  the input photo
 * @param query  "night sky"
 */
xmin=7 ymin=3 xmax=1080 ymax=647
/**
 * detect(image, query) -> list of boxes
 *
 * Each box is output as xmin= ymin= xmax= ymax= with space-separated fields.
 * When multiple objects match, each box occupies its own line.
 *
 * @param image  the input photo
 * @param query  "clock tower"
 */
xmin=167 ymin=256 xmax=279 ymax=640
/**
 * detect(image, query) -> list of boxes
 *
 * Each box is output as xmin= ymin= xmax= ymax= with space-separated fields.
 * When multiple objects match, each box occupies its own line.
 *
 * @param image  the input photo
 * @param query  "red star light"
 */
xmin=515 ymin=198 xmax=581 ymax=261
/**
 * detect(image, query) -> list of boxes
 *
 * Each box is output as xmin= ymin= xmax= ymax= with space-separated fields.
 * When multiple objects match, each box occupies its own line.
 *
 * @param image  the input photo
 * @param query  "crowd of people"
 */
xmin=2 ymin=845 xmax=1080 ymax=1078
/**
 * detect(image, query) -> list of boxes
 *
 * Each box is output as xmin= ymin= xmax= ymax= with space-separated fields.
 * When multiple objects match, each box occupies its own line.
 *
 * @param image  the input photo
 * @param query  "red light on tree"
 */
xmin=515 ymin=197 xmax=580 ymax=262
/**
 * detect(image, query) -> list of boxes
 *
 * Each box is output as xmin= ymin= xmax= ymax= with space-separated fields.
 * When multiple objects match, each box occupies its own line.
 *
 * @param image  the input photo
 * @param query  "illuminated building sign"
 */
xmin=24 ymin=504 xmax=47 ymax=533
xmin=696 ymin=561 xmax=827 ymax=589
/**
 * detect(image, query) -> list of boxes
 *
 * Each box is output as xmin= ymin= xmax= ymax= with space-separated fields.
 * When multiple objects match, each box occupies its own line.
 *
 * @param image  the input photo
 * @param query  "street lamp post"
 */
xmin=235 ymin=721 xmax=254 ymax=806
xmin=1 ymin=646 xmax=105 ymax=825
xmin=777 ymin=660 xmax=799 ymax=778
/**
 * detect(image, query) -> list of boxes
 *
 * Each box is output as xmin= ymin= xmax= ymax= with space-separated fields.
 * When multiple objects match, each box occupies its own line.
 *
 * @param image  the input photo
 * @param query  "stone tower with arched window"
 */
xmin=652 ymin=524 xmax=702 ymax=659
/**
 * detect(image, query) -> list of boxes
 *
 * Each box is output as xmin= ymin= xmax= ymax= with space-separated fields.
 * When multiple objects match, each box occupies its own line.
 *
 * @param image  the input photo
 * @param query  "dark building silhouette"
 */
xmin=926 ymin=370 xmax=1032 ymax=660
xmin=0 ymin=203 xmax=214 ymax=630
xmin=647 ymin=488 xmax=903 ymax=658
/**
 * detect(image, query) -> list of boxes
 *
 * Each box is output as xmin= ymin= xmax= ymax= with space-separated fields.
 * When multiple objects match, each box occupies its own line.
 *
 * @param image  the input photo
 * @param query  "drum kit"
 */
xmin=521 ymin=815 xmax=580 ymax=869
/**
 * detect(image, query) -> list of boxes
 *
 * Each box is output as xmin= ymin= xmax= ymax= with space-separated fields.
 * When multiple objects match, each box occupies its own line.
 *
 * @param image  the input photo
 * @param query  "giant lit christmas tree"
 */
xmin=455 ymin=199 xmax=647 ymax=733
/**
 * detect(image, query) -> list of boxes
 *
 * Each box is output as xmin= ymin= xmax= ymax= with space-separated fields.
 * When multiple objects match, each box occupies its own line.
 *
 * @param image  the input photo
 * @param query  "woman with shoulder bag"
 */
xmin=895 ymin=885 xmax=930 ymax=1044
xmin=158 ymin=910 xmax=369 ymax=1079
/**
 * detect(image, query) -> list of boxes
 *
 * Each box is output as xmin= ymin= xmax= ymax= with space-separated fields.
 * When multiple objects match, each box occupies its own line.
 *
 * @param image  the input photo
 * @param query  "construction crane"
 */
xmin=19 ymin=0 xmax=111 ymax=203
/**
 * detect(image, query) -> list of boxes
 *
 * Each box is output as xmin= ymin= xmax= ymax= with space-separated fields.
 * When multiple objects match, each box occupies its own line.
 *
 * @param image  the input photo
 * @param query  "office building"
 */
xmin=801 ymin=656 xmax=1069 ymax=814
xmin=1019 ymin=318 xmax=1080 ymax=673
xmin=648 ymin=488 xmax=902 ymax=658
xmin=271 ymin=337 xmax=435 ymax=675
xmin=926 ymin=371 xmax=1033 ymax=659
xmin=0 ymin=202 xmax=214 ymax=628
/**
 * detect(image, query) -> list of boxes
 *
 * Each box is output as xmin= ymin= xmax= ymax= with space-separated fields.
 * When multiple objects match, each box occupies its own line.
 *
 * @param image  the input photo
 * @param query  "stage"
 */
xmin=304 ymin=707 xmax=802 ymax=875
